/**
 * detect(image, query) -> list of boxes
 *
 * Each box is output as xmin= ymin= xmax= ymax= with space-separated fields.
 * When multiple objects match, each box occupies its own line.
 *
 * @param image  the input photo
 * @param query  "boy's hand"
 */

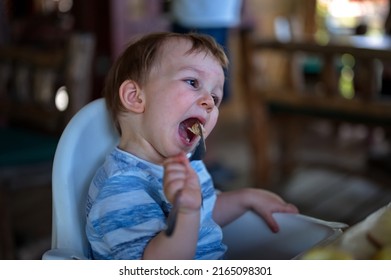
xmin=247 ymin=189 xmax=298 ymax=233
xmin=214 ymin=187 xmax=298 ymax=233
xmin=163 ymin=152 xmax=202 ymax=213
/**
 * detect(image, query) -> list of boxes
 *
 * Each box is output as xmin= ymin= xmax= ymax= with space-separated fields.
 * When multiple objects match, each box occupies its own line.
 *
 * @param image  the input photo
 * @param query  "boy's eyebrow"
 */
xmin=179 ymin=65 xmax=223 ymax=79
xmin=178 ymin=66 xmax=206 ymax=75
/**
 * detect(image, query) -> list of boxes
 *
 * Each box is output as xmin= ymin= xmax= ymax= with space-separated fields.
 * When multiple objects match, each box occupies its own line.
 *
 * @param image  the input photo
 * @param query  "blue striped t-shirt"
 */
xmin=85 ymin=147 xmax=227 ymax=259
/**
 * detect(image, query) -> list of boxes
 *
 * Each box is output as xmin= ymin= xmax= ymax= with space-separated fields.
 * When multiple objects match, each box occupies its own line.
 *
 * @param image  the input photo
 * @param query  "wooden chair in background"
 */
xmin=239 ymin=28 xmax=391 ymax=189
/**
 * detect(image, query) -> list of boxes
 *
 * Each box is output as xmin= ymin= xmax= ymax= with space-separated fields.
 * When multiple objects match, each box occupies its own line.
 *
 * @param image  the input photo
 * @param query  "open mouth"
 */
xmin=179 ymin=118 xmax=202 ymax=144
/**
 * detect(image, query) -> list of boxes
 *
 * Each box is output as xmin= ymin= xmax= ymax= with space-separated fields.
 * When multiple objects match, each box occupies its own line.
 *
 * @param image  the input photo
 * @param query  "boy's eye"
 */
xmin=185 ymin=79 xmax=199 ymax=88
xmin=212 ymin=95 xmax=220 ymax=106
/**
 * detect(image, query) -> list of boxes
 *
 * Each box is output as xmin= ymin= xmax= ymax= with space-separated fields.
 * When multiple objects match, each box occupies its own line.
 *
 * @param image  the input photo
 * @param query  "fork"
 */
xmin=189 ymin=122 xmax=206 ymax=161
xmin=165 ymin=122 xmax=206 ymax=236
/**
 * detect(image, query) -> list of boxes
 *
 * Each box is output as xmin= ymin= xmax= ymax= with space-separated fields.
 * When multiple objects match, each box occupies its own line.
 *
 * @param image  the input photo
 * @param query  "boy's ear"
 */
xmin=119 ymin=79 xmax=145 ymax=113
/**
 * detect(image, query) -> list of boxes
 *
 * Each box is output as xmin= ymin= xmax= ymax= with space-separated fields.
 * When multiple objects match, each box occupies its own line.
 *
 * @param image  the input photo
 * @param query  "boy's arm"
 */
xmin=213 ymin=188 xmax=298 ymax=232
xmin=143 ymin=153 xmax=202 ymax=259
xmin=143 ymin=209 xmax=200 ymax=259
xmin=212 ymin=189 xmax=249 ymax=228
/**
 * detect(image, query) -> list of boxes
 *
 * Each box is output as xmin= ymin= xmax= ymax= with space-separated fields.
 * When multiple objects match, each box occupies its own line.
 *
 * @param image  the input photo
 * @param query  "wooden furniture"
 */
xmin=0 ymin=33 xmax=95 ymax=259
xmin=239 ymin=29 xmax=391 ymax=188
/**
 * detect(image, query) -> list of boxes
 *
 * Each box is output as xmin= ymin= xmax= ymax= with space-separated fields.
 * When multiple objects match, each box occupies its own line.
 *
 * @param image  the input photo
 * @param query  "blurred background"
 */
xmin=1 ymin=0 xmax=391 ymax=259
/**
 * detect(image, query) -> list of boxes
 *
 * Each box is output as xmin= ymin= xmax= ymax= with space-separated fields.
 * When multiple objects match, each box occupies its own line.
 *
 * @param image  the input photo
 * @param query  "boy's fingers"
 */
xmin=163 ymin=152 xmax=199 ymax=203
xmin=262 ymin=203 xmax=298 ymax=233
xmin=164 ymin=161 xmax=186 ymax=172
xmin=277 ymin=203 xmax=299 ymax=214
xmin=164 ymin=172 xmax=186 ymax=187
xmin=163 ymin=162 xmax=187 ymax=186
xmin=163 ymin=152 xmax=187 ymax=165
xmin=263 ymin=214 xmax=280 ymax=233
xmin=164 ymin=153 xmax=195 ymax=179
xmin=163 ymin=156 xmax=187 ymax=202
xmin=165 ymin=179 xmax=185 ymax=202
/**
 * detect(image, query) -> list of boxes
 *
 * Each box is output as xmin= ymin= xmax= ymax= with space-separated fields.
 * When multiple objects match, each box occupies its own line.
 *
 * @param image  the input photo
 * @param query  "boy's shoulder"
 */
xmin=104 ymin=148 xmax=163 ymax=179
xmin=90 ymin=148 xmax=164 ymax=200
xmin=108 ymin=148 xmax=152 ymax=168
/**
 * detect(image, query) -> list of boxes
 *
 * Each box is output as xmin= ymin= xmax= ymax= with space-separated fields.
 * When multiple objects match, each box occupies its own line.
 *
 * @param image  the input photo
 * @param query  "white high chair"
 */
xmin=42 ymin=98 xmax=347 ymax=260
xmin=42 ymin=98 xmax=118 ymax=260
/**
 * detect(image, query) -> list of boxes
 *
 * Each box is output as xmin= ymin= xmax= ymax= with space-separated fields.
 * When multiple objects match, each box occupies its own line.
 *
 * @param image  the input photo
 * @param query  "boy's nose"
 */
xmin=199 ymin=92 xmax=214 ymax=113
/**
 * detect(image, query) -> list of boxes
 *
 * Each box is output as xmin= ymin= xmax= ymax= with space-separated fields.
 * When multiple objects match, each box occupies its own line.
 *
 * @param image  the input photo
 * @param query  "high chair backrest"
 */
xmin=43 ymin=98 xmax=118 ymax=259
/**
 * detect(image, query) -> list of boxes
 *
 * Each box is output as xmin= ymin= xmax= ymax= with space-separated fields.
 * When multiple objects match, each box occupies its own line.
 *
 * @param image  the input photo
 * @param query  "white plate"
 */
xmin=222 ymin=211 xmax=347 ymax=260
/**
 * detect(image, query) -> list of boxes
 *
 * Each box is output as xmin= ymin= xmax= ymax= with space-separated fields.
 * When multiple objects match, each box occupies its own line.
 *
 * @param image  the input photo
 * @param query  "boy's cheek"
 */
xmin=205 ymin=117 xmax=218 ymax=138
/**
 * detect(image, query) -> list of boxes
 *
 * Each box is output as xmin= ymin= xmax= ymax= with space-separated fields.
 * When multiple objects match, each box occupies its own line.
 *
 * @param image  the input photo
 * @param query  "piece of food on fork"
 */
xmin=188 ymin=122 xmax=205 ymax=136
xmin=187 ymin=121 xmax=206 ymax=161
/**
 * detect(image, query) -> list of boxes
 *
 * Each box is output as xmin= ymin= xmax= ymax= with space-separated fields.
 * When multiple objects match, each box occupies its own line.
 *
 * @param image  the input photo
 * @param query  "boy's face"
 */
xmin=138 ymin=38 xmax=225 ymax=162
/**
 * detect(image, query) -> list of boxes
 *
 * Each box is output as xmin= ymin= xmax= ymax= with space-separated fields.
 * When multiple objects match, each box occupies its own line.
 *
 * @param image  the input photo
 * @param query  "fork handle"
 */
xmin=165 ymin=191 xmax=181 ymax=237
